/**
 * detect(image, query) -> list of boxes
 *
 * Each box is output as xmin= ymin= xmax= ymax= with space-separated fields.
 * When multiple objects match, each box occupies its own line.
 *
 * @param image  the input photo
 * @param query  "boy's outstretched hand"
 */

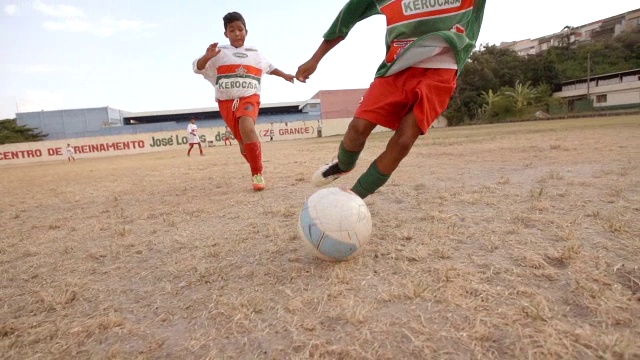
xmin=282 ymin=74 xmax=295 ymax=83
xmin=270 ymin=69 xmax=295 ymax=83
xmin=296 ymin=37 xmax=345 ymax=82
xmin=296 ymin=59 xmax=319 ymax=83
xmin=206 ymin=42 xmax=222 ymax=58
xmin=196 ymin=42 xmax=222 ymax=71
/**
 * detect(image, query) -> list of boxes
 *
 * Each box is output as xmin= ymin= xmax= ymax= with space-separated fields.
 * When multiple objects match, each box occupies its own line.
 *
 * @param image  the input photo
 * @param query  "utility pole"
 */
xmin=587 ymin=52 xmax=591 ymax=101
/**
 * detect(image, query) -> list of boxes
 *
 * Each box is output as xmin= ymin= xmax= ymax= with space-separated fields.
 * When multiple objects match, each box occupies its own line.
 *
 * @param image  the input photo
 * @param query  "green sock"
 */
xmin=337 ymin=141 xmax=360 ymax=172
xmin=351 ymin=161 xmax=390 ymax=199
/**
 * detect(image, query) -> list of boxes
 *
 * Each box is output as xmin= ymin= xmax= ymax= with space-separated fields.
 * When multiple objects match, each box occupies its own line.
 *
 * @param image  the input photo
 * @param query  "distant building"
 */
xmin=15 ymin=90 xmax=358 ymax=140
xmin=553 ymin=68 xmax=640 ymax=111
xmin=499 ymin=8 xmax=640 ymax=56
xmin=16 ymin=107 xmax=129 ymax=140
xmin=17 ymin=88 xmax=449 ymax=140
xmin=311 ymin=89 xmax=367 ymax=119
xmin=16 ymin=102 xmax=321 ymax=140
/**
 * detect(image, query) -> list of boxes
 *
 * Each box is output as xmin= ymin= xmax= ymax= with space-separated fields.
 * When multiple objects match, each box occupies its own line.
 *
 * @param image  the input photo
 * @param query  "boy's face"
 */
xmin=224 ymin=21 xmax=247 ymax=48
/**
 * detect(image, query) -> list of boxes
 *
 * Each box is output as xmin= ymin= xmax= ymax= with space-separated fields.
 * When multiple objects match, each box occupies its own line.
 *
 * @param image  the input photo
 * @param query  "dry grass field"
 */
xmin=1 ymin=116 xmax=639 ymax=359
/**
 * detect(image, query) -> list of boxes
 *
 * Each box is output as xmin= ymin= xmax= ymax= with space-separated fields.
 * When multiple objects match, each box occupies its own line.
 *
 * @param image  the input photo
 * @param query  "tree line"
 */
xmin=445 ymin=29 xmax=640 ymax=125
xmin=0 ymin=119 xmax=47 ymax=145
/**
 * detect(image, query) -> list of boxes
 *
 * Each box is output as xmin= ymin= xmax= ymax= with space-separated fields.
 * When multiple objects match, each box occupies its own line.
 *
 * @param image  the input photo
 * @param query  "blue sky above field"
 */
xmin=0 ymin=0 xmax=636 ymax=119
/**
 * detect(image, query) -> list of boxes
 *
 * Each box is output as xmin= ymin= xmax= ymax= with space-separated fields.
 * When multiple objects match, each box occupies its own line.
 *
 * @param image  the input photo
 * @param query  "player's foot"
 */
xmin=312 ymin=158 xmax=350 ymax=187
xmin=252 ymin=174 xmax=265 ymax=191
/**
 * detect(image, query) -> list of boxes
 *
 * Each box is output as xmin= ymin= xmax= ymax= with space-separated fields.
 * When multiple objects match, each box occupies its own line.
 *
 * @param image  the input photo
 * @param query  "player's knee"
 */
xmin=393 ymin=134 xmax=416 ymax=155
xmin=349 ymin=120 xmax=370 ymax=137
xmin=346 ymin=119 xmax=373 ymax=146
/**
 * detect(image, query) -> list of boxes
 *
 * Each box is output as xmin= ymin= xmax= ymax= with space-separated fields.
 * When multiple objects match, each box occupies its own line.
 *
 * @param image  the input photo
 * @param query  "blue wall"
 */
xmin=17 ymin=107 xmax=321 ymax=140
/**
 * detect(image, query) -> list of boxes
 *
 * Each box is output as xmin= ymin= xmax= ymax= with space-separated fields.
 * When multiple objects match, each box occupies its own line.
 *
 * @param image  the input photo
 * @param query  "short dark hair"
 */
xmin=223 ymin=12 xmax=246 ymax=30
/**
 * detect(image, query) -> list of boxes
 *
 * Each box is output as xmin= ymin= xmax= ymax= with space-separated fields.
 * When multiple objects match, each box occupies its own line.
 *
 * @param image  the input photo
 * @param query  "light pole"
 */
xmin=587 ymin=52 xmax=591 ymax=101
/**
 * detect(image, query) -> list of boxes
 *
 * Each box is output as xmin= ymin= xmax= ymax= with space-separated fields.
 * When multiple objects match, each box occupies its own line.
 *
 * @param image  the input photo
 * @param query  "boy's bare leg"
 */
xmin=238 ymin=116 xmax=259 ymax=143
xmin=351 ymin=111 xmax=421 ymax=198
xmin=374 ymin=111 xmax=421 ymax=174
xmin=238 ymin=116 xmax=264 ymax=190
xmin=236 ymin=139 xmax=247 ymax=161
xmin=311 ymin=117 xmax=376 ymax=186
xmin=341 ymin=118 xmax=377 ymax=154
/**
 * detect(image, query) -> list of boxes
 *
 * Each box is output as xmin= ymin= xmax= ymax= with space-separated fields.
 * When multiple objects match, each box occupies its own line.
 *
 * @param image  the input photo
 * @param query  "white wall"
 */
xmin=1 ymin=118 xmax=388 ymax=165
xmin=2 ymin=114 xmax=453 ymax=166
xmin=555 ymin=79 xmax=639 ymax=98
xmin=594 ymin=90 xmax=640 ymax=108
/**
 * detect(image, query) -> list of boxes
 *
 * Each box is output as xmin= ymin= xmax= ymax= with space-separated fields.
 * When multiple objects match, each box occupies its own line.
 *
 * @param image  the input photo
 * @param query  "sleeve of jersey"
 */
xmin=323 ymin=0 xmax=381 ymax=39
xmin=466 ymin=0 xmax=487 ymax=44
xmin=259 ymin=52 xmax=277 ymax=74
xmin=192 ymin=56 xmax=217 ymax=75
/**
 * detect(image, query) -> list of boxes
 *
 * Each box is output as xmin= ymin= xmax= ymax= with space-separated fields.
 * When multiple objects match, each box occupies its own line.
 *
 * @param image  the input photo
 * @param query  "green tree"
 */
xmin=504 ymin=81 xmax=536 ymax=115
xmin=0 ymin=119 xmax=47 ymax=144
xmin=446 ymin=30 xmax=639 ymax=125
xmin=544 ymin=29 xmax=640 ymax=81
xmin=447 ymin=45 xmax=528 ymax=125
xmin=479 ymin=89 xmax=502 ymax=120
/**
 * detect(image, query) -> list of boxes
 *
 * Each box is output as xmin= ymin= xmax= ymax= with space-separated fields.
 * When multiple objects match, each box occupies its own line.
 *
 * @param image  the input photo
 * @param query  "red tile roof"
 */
xmin=311 ymin=89 xmax=367 ymax=119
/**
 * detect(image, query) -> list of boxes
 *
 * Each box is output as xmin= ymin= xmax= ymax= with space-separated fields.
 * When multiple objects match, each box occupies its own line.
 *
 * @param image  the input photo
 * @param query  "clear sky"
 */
xmin=0 ymin=1 xmax=636 ymax=119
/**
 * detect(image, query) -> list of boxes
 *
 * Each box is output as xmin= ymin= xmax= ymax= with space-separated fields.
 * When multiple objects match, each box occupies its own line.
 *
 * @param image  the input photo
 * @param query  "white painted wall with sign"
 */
xmin=0 ymin=118 xmax=394 ymax=165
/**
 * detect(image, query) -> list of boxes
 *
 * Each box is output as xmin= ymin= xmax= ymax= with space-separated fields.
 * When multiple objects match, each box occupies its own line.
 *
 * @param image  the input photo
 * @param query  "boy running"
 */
xmin=296 ymin=0 xmax=486 ymax=198
xmin=187 ymin=118 xmax=204 ymax=156
xmin=223 ymin=126 xmax=233 ymax=146
xmin=66 ymin=144 xmax=75 ymax=162
xmin=193 ymin=12 xmax=295 ymax=191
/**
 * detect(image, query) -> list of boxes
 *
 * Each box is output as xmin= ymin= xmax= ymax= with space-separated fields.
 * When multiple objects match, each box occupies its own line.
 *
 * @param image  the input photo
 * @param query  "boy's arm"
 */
xmin=195 ymin=42 xmax=222 ymax=71
xmin=269 ymin=68 xmax=295 ymax=83
xmin=296 ymin=0 xmax=380 ymax=82
xmin=296 ymin=37 xmax=344 ymax=83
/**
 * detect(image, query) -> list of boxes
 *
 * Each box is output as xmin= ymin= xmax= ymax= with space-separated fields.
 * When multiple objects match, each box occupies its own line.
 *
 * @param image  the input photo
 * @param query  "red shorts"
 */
xmin=355 ymin=67 xmax=457 ymax=134
xmin=217 ymin=94 xmax=261 ymax=142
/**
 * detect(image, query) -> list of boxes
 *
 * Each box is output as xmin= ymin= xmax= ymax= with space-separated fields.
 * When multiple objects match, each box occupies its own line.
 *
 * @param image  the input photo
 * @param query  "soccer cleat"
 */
xmin=311 ymin=159 xmax=350 ymax=187
xmin=252 ymin=174 xmax=265 ymax=191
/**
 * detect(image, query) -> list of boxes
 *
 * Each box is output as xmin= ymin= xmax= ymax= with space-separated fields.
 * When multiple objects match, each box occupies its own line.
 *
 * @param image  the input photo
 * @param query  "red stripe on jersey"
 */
xmin=216 ymin=64 xmax=263 ymax=77
xmin=381 ymin=0 xmax=474 ymax=27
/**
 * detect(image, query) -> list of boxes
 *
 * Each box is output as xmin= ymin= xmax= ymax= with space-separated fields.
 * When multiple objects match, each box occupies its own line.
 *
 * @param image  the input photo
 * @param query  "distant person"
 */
xmin=296 ymin=0 xmax=486 ymax=198
xmin=269 ymin=126 xmax=274 ymax=142
xmin=193 ymin=11 xmax=295 ymax=191
xmin=224 ymin=126 xmax=233 ymax=146
xmin=66 ymin=144 xmax=75 ymax=162
xmin=187 ymin=118 xmax=204 ymax=157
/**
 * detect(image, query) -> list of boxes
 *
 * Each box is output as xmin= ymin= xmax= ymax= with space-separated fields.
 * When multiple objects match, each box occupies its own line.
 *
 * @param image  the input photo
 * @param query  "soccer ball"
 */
xmin=298 ymin=187 xmax=372 ymax=261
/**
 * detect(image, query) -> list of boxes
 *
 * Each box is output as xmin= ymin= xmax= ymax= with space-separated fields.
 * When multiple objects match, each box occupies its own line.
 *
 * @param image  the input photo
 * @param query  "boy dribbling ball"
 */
xmin=193 ymin=12 xmax=295 ymax=191
xmin=296 ymin=0 xmax=486 ymax=199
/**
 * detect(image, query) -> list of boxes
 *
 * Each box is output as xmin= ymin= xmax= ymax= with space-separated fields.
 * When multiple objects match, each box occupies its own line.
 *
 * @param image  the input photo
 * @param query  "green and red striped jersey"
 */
xmin=324 ymin=0 xmax=486 ymax=77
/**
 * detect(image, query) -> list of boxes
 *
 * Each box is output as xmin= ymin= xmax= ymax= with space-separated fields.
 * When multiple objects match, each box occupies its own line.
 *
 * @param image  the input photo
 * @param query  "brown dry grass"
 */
xmin=1 ymin=116 xmax=639 ymax=359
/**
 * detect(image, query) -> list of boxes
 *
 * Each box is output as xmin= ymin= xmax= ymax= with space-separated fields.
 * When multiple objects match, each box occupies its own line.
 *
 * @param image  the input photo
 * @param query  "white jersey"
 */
xmin=193 ymin=45 xmax=276 ymax=101
xmin=66 ymin=146 xmax=74 ymax=156
xmin=187 ymin=124 xmax=200 ymax=144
